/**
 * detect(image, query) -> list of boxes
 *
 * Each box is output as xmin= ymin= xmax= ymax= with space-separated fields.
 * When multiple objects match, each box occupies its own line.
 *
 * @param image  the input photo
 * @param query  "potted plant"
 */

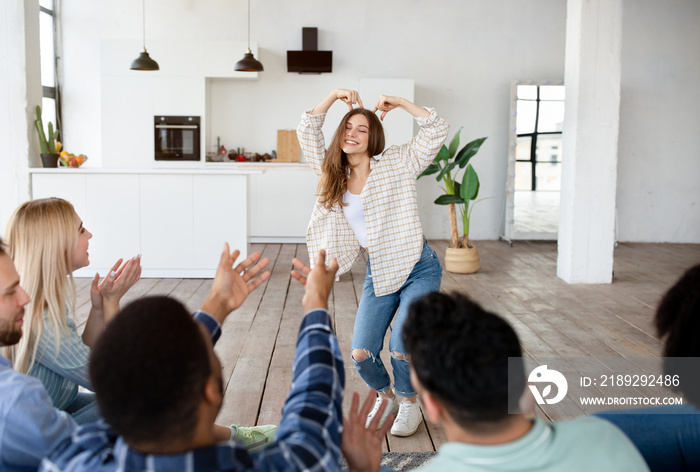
xmin=35 ymin=105 xmax=61 ymax=167
xmin=419 ymin=130 xmax=487 ymax=273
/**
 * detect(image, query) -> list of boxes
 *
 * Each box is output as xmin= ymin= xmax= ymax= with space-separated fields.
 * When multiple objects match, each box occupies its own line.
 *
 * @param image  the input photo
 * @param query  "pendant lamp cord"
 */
xmin=142 ymin=0 xmax=146 ymax=51
xmin=247 ymin=0 xmax=251 ymax=50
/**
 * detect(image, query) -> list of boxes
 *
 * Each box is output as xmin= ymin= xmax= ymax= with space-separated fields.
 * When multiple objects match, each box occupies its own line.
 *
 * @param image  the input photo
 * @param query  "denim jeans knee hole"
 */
xmin=352 ymin=348 xmax=372 ymax=363
xmin=391 ymin=351 xmax=409 ymax=361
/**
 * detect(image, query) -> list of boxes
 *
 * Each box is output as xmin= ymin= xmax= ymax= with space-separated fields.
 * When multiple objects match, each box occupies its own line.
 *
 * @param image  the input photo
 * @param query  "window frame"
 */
xmin=515 ymin=86 xmax=563 ymax=191
xmin=39 ymin=2 xmax=62 ymax=142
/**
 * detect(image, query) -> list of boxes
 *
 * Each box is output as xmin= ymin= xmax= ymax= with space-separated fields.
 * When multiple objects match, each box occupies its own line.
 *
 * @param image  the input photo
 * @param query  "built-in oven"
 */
xmin=154 ymin=116 xmax=200 ymax=161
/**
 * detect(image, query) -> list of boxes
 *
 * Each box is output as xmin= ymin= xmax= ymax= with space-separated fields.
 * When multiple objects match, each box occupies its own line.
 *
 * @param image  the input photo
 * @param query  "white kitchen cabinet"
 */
xmin=30 ymin=169 xmax=256 ymax=278
xmin=193 ymin=174 xmax=247 ymax=271
xmin=84 ymin=174 xmax=141 ymax=271
xmin=248 ymin=165 xmax=318 ymax=242
xmin=140 ymin=174 xmax=195 ymax=271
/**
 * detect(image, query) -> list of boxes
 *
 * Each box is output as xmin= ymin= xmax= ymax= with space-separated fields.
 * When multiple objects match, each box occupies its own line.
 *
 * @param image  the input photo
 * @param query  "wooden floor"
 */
xmin=72 ymin=240 xmax=700 ymax=453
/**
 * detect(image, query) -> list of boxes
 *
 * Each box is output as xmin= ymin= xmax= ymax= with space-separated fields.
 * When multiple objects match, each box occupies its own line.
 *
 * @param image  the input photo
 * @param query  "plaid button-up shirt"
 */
xmin=40 ymin=309 xmax=344 ymax=472
xmin=298 ymin=108 xmax=449 ymax=296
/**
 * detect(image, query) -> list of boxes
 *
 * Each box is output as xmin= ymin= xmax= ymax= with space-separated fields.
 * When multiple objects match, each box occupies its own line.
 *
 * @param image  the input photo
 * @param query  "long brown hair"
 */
xmin=318 ymin=108 xmax=385 ymax=210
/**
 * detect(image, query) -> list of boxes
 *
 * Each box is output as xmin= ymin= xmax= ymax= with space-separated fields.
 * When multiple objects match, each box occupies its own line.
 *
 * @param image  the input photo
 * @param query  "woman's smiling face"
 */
xmin=342 ymin=114 xmax=370 ymax=157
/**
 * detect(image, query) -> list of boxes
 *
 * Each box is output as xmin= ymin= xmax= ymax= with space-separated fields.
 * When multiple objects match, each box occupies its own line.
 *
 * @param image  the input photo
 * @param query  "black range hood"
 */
xmin=287 ymin=27 xmax=332 ymax=74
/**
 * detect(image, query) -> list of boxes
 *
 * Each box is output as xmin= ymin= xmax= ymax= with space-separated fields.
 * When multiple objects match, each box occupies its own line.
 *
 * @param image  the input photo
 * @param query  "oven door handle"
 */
xmin=155 ymin=124 xmax=199 ymax=129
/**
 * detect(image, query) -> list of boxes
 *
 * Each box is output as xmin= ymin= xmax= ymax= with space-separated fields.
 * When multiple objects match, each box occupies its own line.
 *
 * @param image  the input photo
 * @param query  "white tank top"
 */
xmin=342 ymin=191 xmax=368 ymax=248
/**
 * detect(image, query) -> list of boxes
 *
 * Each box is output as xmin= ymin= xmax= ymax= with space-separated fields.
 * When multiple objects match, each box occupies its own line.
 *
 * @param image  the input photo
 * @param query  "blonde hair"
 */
xmin=2 ymin=198 xmax=77 ymax=373
xmin=318 ymin=108 xmax=385 ymax=210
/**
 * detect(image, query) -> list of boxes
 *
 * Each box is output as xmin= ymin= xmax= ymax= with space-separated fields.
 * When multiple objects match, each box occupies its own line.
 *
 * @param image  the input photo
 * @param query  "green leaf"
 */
xmin=447 ymin=128 xmax=462 ymax=160
xmin=456 ymin=137 xmax=487 ymax=168
xmin=435 ymin=145 xmax=450 ymax=163
xmin=418 ymin=162 xmax=440 ymax=179
xmin=460 ymin=164 xmax=480 ymax=201
xmin=435 ymin=160 xmax=458 ymax=182
xmin=434 ymin=194 xmax=464 ymax=205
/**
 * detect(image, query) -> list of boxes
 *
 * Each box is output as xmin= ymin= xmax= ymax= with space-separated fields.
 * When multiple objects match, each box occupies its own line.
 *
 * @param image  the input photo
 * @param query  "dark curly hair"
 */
xmin=403 ymin=292 xmax=525 ymax=433
xmin=90 ymin=296 xmax=213 ymax=444
xmin=656 ymin=263 xmax=700 ymax=406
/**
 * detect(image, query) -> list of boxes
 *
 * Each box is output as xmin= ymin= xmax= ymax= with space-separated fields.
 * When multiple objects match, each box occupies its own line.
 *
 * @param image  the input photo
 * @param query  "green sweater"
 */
xmin=418 ymin=416 xmax=648 ymax=472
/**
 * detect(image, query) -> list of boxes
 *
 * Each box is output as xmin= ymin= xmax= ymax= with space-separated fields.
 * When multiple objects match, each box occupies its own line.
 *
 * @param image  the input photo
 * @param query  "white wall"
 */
xmin=56 ymin=0 xmax=700 ymax=243
xmin=616 ymin=0 xmax=700 ymax=242
xmin=0 ymin=0 xmax=42 ymax=228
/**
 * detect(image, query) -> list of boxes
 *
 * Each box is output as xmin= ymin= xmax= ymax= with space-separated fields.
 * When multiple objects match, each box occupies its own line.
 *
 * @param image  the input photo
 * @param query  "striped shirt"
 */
xmin=30 ymin=311 xmax=92 ymax=409
xmin=40 ymin=309 xmax=345 ymax=472
xmin=298 ymin=108 xmax=449 ymax=296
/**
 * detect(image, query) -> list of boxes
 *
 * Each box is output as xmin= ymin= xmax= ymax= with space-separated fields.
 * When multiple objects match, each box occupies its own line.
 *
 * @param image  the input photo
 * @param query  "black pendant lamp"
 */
xmin=130 ymin=0 xmax=159 ymax=71
xmin=234 ymin=0 xmax=264 ymax=72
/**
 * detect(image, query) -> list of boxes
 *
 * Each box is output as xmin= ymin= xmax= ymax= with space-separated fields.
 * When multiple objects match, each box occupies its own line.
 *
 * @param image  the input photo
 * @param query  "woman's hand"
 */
xmin=83 ymin=256 xmax=142 ymax=345
xmin=99 ymin=256 xmax=142 ymax=322
xmin=334 ymin=89 xmax=364 ymax=111
xmin=373 ymin=95 xmax=430 ymax=121
xmin=89 ymin=258 xmax=123 ymax=312
xmin=373 ymin=95 xmax=402 ymax=121
xmin=311 ymin=89 xmax=364 ymax=115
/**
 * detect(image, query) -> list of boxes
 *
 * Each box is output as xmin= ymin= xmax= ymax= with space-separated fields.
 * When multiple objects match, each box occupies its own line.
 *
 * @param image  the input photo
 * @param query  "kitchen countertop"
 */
xmin=30 ymin=167 xmax=264 ymax=175
xmin=30 ymin=162 xmax=313 ymax=174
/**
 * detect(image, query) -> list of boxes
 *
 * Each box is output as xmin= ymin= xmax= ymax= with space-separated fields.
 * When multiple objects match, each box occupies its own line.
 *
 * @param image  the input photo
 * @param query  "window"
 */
xmin=39 ymin=0 xmax=61 ymax=141
xmin=514 ymin=85 xmax=564 ymax=191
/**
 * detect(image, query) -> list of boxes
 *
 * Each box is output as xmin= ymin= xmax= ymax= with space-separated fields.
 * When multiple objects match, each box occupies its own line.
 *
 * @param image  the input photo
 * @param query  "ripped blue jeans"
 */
xmin=351 ymin=239 xmax=442 ymax=398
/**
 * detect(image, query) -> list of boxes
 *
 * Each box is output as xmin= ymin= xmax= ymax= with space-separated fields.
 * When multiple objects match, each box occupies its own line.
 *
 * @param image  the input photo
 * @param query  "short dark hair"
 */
xmin=90 ymin=296 xmax=212 ymax=444
xmin=656 ymin=264 xmax=700 ymax=406
xmin=403 ymin=292 xmax=525 ymax=432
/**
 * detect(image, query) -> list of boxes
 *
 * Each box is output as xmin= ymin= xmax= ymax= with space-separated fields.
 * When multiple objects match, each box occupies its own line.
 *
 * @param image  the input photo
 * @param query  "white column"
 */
xmin=557 ymin=0 xmax=623 ymax=283
xmin=0 ymin=0 xmax=42 ymax=229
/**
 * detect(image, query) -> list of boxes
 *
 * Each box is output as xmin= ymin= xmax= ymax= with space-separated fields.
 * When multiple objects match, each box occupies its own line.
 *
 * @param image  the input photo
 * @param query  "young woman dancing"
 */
xmin=297 ymin=89 xmax=449 ymax=436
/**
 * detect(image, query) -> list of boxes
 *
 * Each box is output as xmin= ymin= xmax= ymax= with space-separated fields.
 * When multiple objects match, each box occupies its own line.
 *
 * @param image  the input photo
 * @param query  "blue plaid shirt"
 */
xmin=40 ymin=309 xmax=345 ymax=472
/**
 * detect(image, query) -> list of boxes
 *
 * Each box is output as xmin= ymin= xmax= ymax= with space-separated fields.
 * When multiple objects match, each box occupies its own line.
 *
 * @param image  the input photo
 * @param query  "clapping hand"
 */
xmin=291 ymin=249 xmax=338 ymax=312
xmin=201 ymin=243 xmax=270 ymax=323
xmin=342 ymin=390 xmax=394 ymax=472
xmin=91 ymin=255 xmax=142 ymax=322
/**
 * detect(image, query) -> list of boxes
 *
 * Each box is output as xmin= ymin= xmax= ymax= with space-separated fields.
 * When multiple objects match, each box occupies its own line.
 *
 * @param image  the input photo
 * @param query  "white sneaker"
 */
xmin=390 ymin=401 xmax=422 ymax=436
xmin=366 ymin=395 xmax=398 ymax=428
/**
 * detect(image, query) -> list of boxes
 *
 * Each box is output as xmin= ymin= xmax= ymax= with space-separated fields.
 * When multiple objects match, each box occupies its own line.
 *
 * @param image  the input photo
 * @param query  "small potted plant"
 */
xmin=35 ymin=105 xmax=61 ymax=167
xmin=419 ymin=130 xmax=487 ymax=273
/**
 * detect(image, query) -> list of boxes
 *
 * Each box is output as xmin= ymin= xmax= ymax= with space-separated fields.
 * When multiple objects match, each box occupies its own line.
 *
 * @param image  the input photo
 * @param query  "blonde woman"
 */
xmin=3 ymin=198 xmax=141 ymax=423
xmin=297 ymin=89 xmax=449 ymax=437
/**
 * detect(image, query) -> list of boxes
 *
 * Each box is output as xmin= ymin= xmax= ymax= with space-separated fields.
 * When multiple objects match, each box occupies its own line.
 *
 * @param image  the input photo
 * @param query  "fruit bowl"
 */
xmin=59 ymin=152 xmax=88 ymax=168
